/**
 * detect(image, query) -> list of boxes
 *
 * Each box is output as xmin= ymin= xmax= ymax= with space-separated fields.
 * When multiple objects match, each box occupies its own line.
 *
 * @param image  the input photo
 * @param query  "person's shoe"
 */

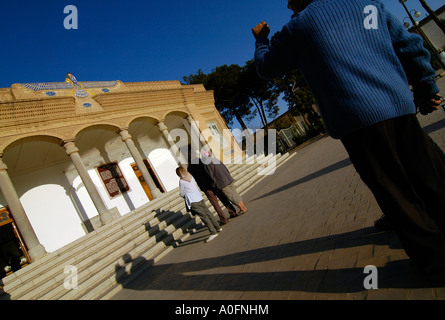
xmin=206 ymin=234 xmax=218 ymax=243
xmin=374 ymin=214 xmax=393 ymax=231
xmin=217 ymin=228 xmax=223 ymax=232
xmin=219 ymin=220 xmax=228 ymax=226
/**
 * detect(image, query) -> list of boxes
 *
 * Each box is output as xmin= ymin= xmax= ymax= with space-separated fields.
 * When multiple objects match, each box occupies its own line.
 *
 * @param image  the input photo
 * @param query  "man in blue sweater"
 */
xmin=253 ymin=0 xmax=445 ymax=282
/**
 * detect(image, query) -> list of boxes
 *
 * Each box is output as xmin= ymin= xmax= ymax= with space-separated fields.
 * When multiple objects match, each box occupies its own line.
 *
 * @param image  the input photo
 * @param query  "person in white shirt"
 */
xmin=176 ymin=167 xmax=222 ymax=242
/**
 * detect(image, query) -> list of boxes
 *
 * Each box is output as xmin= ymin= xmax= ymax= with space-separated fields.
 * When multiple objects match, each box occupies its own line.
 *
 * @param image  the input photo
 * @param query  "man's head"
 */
xmin=287 ymin=0 xmax=309 ymax=15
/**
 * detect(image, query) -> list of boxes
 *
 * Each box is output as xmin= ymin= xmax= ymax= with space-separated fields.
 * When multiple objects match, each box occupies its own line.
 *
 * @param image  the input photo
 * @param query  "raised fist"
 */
xmin=252 ymin=21 xmax=270 ymax=40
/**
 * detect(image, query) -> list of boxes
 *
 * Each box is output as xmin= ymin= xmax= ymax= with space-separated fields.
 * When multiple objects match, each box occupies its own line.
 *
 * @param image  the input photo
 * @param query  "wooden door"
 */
xmin=131 ymin=160 xmax=165 ymax=201
xmin=0 ymin=207 xmax=31 ymax=278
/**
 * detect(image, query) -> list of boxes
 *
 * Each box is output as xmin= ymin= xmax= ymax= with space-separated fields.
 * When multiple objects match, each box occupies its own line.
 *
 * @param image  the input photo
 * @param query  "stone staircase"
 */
xmin=0 ymin=152 xmax=295 ymax=300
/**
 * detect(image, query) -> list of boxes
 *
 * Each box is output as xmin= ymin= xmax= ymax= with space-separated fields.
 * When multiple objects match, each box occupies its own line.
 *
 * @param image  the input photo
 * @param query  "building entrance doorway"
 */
xmin=131 ymin=159 xmax=165 ymax=200
xmin=0 ymin=207 xmax=30 ymax=279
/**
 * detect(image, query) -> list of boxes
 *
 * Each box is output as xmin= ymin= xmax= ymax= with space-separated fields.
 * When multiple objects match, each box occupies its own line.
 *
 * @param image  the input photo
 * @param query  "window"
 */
xmin=207 ymin=121 xmax=222 ymax=137
xmin=97 ymin=162 xmax=130 ymax=198
xmin=206 ymin=121 xmax=229 ymax=149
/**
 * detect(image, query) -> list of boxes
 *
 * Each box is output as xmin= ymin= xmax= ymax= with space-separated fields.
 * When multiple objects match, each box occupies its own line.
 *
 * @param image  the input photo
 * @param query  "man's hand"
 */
xmin=252 ymin=21 xmax=270 ymax=40
xmin=415 ymin=93 xmax=444 ymax=115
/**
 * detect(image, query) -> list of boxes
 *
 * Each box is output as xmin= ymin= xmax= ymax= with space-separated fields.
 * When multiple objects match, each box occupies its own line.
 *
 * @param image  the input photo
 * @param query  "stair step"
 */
xmin=81 ymin=154 xmax=276 ymax=300
xmin=97 ymin=154 xmax=293 ymax=300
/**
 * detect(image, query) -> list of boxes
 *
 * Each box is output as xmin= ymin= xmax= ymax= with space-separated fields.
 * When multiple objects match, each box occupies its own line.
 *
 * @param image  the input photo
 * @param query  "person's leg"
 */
xmin=395 ymin=115 xmax=445 ymax=234
xmin=214 ymin=188 xmax=238 ymax=217
xmin=222 ymin=183 xmax=248 ymax=213
xmin=204 ymin=189 xmax=228 ymax=223
xmin=341 ymin=116 xmax=445 ymax=271
xmin=372 ymin=116 xmax=445 ymax=233
xmin=191 ymin=201 xmax=218 ymax=235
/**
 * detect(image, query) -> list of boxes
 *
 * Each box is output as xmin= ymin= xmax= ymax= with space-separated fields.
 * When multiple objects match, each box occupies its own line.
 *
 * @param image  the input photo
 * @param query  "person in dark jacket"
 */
xmin=176 ymin=166 xmax=221 ymax=243
xmin=187 ymin=151 xmax=238 ymax=225
xmin=201 ymin=152 xmax=248 ymax=214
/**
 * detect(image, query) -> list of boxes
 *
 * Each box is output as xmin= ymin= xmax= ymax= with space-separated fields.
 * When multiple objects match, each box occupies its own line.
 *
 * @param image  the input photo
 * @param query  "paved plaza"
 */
xmin=110 ymin=77 xmax=445 ymax=300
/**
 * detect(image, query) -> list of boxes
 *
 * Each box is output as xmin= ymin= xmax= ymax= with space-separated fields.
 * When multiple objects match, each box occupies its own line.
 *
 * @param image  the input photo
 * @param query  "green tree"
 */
xmin=274 ymin=69 xmax=322 ymax=130
xmin=206 ymin=64 xmax=255 ymax=130
xmin=183 ymin=65 xmax=255 ymax=130
xmin=241 ymin=60 xmax=279 ymax=128
xmin=183 ymin=69 xmax=208 ymax=86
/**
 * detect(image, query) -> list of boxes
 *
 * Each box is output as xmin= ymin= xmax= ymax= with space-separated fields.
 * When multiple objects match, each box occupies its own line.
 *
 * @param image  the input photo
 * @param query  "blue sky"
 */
xmin=1 ymin=0 xmax=443 ymax=128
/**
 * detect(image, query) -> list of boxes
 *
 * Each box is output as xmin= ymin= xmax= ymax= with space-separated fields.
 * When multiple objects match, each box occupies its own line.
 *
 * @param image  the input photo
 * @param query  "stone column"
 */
xmin=0 ymin=158 xmax=46 ymax=261
xmin=63 ymin=141 xmax=119 ymax=226
xmin=119 ymin=129 xmax=161 ymax=198
xmin=157 ymin=121 xmax=187 ymax=164
xmin=187 ymin=115 xmax=212 ymax=154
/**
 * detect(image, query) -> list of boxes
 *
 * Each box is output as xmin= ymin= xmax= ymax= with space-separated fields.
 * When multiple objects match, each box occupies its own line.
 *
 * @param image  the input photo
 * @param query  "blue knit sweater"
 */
xmin=254 ymin=0 xmax=439 ymax=139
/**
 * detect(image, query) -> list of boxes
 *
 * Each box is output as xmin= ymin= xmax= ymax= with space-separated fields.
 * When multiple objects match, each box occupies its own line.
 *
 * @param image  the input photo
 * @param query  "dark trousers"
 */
xmin=204 ymin=188 xmax=237 ymax=223
xmin=341 ymin=115 xmax=445 ymax=265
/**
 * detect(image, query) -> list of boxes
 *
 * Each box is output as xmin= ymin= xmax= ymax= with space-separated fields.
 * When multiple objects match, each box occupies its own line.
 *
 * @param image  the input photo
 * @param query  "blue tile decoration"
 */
xmin=21 ymin=80 xmax=117 ymax=98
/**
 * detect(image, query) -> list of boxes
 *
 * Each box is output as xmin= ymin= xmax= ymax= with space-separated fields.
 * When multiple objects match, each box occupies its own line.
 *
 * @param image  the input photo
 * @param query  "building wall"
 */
xmin=2 ymin=162 xmax=85 ymax=253
xmin=0 ymin=126 xmax=183 ymax=253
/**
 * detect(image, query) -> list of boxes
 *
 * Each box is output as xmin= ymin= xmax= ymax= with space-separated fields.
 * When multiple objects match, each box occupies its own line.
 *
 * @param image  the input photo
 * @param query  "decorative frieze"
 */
xmin=0 ymin=97 xmax=76 ymax=126
xmin=0 ymin=79 xmax=219 ymax=155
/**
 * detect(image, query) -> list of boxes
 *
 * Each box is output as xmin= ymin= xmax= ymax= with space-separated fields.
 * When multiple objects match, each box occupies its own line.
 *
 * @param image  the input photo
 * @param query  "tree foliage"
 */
xmin=273 ymin=69 xmax=321 ymax=128
xmin=241 ymin=60 xmax=279 ymax=128
xmin=183 ymin=58 xmax=323 ymax=132
xmin=183 ymin=64 xmax=253 ymax=130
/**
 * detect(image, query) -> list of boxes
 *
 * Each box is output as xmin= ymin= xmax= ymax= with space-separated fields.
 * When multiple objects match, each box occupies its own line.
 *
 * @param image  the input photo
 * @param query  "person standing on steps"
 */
xmin=176 ymin=167 xmax=222 ymax=243
xmin=187 ymin=150 xmax=238 ymax=225
xmin=201 ymin=152 xmax=248 ymax=215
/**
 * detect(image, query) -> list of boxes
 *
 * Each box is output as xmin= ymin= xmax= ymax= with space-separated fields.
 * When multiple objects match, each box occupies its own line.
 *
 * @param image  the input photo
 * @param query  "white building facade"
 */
xmin=0 ymin=77 xmax=242 ymax=277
